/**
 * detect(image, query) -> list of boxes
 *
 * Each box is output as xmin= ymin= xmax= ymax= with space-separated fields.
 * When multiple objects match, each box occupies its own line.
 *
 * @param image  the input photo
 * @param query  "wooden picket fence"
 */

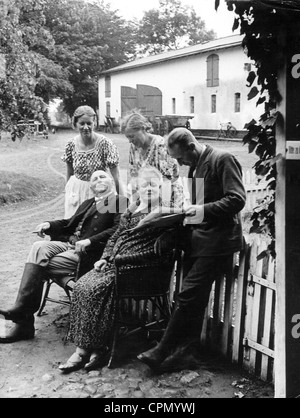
xmin=242 ymin=170 xmax=270 ymax=213
xmin=200 ymin=235 xmax=276 ymax=382
xmin=121 ymin=170 xmax=275 ymax=381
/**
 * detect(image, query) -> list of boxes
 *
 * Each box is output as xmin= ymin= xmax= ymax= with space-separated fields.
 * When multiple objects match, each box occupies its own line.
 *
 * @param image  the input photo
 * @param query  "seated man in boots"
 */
xmin=138 ymin=128 xmax=246 ymax=371
xmin=0 ymin=170 xmax=128 ymax=343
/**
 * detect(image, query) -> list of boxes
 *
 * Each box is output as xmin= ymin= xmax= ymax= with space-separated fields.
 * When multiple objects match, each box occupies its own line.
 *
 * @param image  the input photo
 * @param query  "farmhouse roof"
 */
xmin=101 ymin=34 xmax=244 ymax=76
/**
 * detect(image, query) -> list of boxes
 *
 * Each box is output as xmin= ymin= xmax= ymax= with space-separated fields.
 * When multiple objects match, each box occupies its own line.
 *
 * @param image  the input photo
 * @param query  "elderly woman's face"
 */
xmin=77 ymin=115 xmax=95 ymax=140
xmin=138 ymin=172 xmax=161 ymax=204
xmin=90 ymin=171 xmax=113 ymax=196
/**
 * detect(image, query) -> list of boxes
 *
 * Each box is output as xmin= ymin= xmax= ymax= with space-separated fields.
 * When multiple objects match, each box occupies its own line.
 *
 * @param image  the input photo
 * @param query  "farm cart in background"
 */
xmin=152 ymin=115 xmax=194 ymax=136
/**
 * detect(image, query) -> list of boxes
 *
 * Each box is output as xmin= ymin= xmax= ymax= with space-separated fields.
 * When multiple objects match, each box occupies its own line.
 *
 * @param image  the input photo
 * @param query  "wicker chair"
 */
xmin=107 ymin=247 xmax=183 ymax=368
xmin=37 ymin=274 xmax=75 ymax=316
xmin=37 ymin=258 xmax=81 ymax=316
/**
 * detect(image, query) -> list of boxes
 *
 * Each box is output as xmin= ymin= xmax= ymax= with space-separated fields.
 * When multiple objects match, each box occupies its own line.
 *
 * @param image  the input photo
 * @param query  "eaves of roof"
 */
xmin=100 ymin=34 xmax=244 ymax=76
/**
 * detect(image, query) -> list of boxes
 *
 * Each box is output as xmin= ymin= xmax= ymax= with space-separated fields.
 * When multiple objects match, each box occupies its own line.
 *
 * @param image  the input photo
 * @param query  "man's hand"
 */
xmin=94 ymin=259 xmax=107 ymax=272
xmin=184 ymin=205 xmax=204 ymax=225
xmin=35 ymin=222 xmax=51 ymax=238
xmin=75 ymin=239 xmax=91 ymax=255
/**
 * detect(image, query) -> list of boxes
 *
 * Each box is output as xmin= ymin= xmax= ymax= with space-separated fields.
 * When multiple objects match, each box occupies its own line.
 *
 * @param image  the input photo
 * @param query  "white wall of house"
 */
xmin=99 ymin=43 xmax=262 ymax=131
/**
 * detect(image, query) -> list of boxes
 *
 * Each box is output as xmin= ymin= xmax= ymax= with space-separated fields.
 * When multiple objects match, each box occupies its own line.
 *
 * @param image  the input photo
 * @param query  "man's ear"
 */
xmin=188 ymin=142 xmax=196 ymax=151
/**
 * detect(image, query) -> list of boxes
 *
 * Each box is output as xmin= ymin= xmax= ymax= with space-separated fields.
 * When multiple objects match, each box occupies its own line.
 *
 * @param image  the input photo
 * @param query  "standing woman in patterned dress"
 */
xmin=62 ymin=106 xmax=125 ymax=218
xmin=121 ymin=111 xmax=183 ymax=208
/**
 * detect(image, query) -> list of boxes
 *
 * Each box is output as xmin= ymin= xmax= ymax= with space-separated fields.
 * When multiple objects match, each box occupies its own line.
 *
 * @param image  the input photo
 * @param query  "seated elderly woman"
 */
xmin=59 ymin=166 xmax=184 ymax=373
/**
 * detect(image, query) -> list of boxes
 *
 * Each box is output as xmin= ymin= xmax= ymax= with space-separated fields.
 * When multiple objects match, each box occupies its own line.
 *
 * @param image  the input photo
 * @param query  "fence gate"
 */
xmin=242 ymin=236 xmax=276 ymax=382
xmin=200 ymin=235 xmax=276 ymax=382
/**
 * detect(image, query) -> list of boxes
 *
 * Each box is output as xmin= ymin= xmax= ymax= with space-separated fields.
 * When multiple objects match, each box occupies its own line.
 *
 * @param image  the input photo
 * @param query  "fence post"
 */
xmin=232 ymin=243 xmax=250 ymax=364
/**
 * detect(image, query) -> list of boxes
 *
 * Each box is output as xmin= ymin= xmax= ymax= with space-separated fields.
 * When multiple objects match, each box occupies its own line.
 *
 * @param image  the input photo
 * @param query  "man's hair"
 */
xmin=168 ymin=127 xmax=196 ymax=150
xmin=121 ymin=110 xmax=153 ymax=133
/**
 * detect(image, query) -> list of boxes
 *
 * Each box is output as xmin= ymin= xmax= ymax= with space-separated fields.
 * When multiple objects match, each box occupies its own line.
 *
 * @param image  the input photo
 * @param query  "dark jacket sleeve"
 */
xmin=204 ymin=154 xmax=246 ymax=219
xmin=45 ymin=200 xmax=92 ymax=240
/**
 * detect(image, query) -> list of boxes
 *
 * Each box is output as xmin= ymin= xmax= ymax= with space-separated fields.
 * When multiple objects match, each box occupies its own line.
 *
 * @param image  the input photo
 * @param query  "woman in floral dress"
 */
xmin=121 ymin=111 xmax=183 ymax=209
xmin=62 ymin=106 xmax=125 ymax=218
xmin=59 ymin=166 xmax=183 ymax=373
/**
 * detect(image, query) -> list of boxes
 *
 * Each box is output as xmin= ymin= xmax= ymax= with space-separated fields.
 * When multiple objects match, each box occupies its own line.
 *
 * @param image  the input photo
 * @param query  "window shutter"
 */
xmin=207 ymin=56 xmax=213 ymax=87
xmin=212 ymin=55 xmax=219 ymax=87
xmin=207 ymin=54 xmax=219 ymax=87
xmin=106 ymin=101 xmax=111 ymax=117
xmin=105 ymin=76 xmax=111 ymax=98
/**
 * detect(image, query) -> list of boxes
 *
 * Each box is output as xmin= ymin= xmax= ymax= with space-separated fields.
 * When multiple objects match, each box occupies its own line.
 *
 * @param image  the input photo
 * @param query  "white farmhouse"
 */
xmin=98 ymin=34 xmax=262 ymax=136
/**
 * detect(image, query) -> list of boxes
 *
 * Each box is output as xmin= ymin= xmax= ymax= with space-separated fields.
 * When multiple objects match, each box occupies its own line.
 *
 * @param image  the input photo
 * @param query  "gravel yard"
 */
xmin=0 ymin=131 xmax=272 ymax=399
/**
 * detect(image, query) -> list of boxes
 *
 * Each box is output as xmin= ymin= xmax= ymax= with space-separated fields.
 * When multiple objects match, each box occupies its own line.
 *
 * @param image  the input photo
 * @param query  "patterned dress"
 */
xmin=62 ymin=134 xmax=120 ymax=218
xmin=129 ymin=136 xmax=183 ymax=208
xmin=67 ymin=209 xmax=175 ymax=351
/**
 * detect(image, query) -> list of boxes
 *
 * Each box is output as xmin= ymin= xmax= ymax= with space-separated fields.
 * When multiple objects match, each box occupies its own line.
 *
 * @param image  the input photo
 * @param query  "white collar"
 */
xmin=94 ymin=191 xmax=115 ymax=203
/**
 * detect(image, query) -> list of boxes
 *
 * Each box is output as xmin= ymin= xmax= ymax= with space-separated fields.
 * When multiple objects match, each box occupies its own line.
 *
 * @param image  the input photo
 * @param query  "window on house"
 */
xmin=235 ymin=93 xmax=241 ymax=113
xmin=190 ymin=96 xmax=195 ymax=114
xmin=207 ymin=54 xmax=219 ymax=87
xmin=211 ymin=95 xmax=217 ymax=113
xmin=172 ymin=98 xmax=176 ymax=114
xmin=105 ymin=76 xmax=111 ymax=98
xmin=106 ymin=101 xmax=111 ymax=117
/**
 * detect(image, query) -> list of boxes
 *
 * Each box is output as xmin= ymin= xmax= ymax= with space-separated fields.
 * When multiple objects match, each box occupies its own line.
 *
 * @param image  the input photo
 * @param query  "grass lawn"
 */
xmin=0 ymin=171 xmax=45 ymax=206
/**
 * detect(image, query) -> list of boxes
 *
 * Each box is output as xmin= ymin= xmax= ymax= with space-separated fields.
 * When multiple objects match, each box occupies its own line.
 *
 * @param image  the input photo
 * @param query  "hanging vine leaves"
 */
xmin=246 ymin=71 xmax=257 ymax=88
xmin=248 ymin=86 xmax=259 ymax=100
xmin=256 ymin=96 xmax=266 ymax=106
xmin=216 ymin=0 xmax=291 ymax=259
xmin=232 ymin=17 xmax=240 ymax=32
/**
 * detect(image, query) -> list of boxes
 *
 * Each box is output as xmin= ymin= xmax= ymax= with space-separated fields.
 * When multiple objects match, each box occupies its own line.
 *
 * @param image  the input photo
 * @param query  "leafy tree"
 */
xmin=43 ymin=0 xmax=136 ymax=116
xmin=0 ymin=0 xmax=136 ymax=133
xmin=0 ymin=0 xmax=49 ymax=138
xmin=135 ymin=0 xmax=216 ymax=55
xmin=34 ymin=56 xmax=74 ymax=104
xmin=0 ymin=0 xmax=72 ymax=139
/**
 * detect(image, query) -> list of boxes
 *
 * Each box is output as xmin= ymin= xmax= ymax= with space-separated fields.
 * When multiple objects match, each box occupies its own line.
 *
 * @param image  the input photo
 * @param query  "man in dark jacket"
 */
xmin=138 ymin=128 xmax=246 ymax=371
xmin=0 ymin=170 xmax=128 ymax=343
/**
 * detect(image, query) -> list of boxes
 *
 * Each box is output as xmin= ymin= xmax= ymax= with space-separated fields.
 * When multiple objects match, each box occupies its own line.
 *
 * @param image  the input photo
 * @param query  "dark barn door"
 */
xmin=121 ymin=85 xmax=162 ymax=118
xmin=137 ymin=84 xmax=163 ymax=118
xmin=121 ymin=86 xmax=137 ymax=117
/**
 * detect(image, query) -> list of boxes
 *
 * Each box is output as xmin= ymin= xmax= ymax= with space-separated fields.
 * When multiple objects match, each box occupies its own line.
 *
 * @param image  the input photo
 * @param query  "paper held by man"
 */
xmin=134 ymin=212 xmax=186 ymax=230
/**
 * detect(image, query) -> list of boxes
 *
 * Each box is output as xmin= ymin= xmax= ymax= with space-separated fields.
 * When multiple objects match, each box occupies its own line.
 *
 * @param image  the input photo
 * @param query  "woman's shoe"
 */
xmin=59 ymin=352 xmax=89 ymax=374
xmin=84 ymin=354 xmax=106 ymax=372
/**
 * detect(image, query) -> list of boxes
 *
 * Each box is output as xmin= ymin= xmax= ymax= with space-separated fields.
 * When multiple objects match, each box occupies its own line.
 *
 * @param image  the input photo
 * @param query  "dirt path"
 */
xmin=0 ymin=132 xmax=273 ymax=399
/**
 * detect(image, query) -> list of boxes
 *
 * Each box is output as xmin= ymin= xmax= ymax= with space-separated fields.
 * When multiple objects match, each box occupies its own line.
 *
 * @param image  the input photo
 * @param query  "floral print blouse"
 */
xmin=62 ymin=134 xmax=120 ymax=181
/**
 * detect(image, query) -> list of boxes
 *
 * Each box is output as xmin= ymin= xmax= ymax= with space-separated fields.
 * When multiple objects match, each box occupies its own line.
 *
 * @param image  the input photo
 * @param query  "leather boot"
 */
xmin=0 ymin=316 xmax=35 ymax=343
xmin=137 ymin=307 xmax=188 ymax=370
xmin=0 ymin=263 xmax=46 ymax=322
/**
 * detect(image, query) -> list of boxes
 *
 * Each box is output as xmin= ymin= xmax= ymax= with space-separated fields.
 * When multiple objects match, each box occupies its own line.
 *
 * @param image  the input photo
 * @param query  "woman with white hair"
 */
xmin=62 ymin=106 xmax=125 ymax=218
